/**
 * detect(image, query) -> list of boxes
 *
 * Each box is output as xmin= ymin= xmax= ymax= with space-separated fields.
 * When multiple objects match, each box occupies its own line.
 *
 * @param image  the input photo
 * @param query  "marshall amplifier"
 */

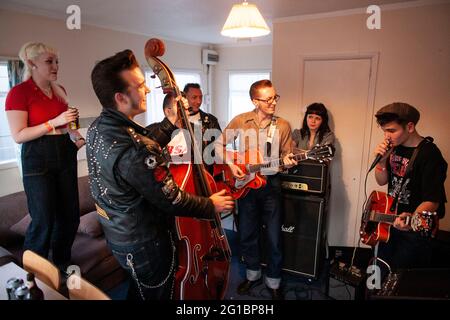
xmin=280 ymin=160 xmax=328 ymax=196
xmin=261 ymin=194 xmax=327 ymax=279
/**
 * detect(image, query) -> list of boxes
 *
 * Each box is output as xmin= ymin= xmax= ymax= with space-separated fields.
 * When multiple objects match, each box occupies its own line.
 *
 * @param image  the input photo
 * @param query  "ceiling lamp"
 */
xmin=221 ymin=1 xmax=270 ymax=38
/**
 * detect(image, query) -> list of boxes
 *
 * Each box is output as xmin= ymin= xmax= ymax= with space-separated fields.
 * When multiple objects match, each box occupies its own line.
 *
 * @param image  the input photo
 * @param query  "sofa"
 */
xmin=0 ymin=176 xmax=126 ymax=291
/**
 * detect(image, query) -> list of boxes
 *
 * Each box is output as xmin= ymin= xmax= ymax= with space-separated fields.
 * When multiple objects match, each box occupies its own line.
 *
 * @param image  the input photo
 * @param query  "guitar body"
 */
xmin=360 ymin=191 xmax=437 ymax=246
xmin=213 ymin=144 xmax=335 ymax=200
xmin=360 ymin=191 xmax=394 ymax=246
xmin=213 ymin=150 xmax=267 ymax=200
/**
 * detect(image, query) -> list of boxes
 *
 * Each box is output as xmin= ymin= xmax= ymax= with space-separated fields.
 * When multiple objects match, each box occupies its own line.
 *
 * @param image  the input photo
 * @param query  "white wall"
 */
xmin=0 ymin=9 xmax=205 ymax=196
xmin=213 ymin=44 xmax=272 ymax=127
xmin=272 ymin=2 xmax=450 ymax=241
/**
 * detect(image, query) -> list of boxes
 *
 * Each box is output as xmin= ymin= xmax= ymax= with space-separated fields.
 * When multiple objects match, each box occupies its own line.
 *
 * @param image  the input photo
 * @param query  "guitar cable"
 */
xmin=349 ymin=169 xmax=371 ymax=271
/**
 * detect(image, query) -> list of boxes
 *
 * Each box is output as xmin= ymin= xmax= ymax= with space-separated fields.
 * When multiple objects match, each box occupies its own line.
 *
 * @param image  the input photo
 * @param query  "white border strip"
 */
xmin=273 ymin=0 xmax=450 ymax=24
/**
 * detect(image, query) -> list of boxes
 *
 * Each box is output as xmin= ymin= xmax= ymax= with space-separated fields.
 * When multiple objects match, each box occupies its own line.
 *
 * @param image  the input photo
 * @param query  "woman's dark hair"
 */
xmin=300 ymin=103 xmax=331 ymax=143
xmin=91 ymin=49 xmax=139 ymax=109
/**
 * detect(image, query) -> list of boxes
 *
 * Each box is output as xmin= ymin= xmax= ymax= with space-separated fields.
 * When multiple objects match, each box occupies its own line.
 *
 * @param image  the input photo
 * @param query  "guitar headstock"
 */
xmin=410 ymin=211 xmax=437 ymax=237
xmin=306 ymin=144 xmax=335 ymax=162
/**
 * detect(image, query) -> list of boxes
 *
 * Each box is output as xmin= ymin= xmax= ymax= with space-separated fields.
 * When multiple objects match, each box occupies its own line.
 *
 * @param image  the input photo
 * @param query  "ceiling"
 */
xmin=1 ymin=0 xmax=418 ymax=45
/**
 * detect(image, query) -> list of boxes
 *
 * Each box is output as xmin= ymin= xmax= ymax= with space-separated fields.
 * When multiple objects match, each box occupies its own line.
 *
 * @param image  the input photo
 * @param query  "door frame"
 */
xmin=299 ymin=52 xmax=379 ymax=246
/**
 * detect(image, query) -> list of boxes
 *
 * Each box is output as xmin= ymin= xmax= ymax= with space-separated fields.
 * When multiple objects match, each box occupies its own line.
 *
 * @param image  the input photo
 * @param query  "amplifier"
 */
xmin=327 ymin=261 xmax=366 ymax=300
xmin=373 ymin=268 xmax=450 ymax=300
xmin=261 ymin=194 xmax=327 ymax=279
xmin=280 ymin=160 xmax=328 ymax=195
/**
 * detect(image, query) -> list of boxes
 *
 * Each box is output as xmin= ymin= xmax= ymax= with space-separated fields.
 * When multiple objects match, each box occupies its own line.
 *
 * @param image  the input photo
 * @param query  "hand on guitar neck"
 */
xmin=282 ymin=153 xmax=298 ymax=169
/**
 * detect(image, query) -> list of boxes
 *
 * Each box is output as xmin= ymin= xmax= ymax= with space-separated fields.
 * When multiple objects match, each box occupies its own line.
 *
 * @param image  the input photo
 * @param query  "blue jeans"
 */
xmin=237 ymin=175 xmax=283 ymax=281
xmin=108 ymin=231 xmax=176 ymax=300
xmin=21 ymin=134 xmax=80 ymax=268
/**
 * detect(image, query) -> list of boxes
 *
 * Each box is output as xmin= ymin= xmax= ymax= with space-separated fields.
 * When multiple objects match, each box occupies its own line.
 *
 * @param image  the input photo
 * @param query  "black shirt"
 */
xmin=387 ymin=140 xmax=447 ymax=218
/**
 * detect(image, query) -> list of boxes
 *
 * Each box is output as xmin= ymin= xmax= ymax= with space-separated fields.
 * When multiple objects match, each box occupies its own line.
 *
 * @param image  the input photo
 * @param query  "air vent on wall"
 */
xmin=202 ymin=49 xmax=219 ymax=65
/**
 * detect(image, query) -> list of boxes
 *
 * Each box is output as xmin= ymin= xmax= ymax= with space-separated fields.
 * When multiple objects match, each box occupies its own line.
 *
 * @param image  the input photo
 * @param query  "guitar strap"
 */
xmin=389 ymin=136 xmax=433 ymax=212
xmin=265 ymin=116 xmax=277 ymax=157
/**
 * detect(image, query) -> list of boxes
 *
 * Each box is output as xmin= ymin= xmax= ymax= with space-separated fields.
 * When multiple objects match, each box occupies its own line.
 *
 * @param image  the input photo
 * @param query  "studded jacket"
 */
xmin=86 ymin=108 xmax=215 ymax=245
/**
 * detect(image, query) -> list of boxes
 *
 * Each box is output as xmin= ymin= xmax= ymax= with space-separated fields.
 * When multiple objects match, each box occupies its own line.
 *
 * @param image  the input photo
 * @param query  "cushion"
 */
xmin=77 ymin=211 xmax=103 ymax=238
xmin=71 ymin=234 xmax=111 ymax=273
xmin=0 ymin=227 xmax=24 ymax=247
xmin=9 ymin=214 xmax=31 ymax=236
xmin=78 ymin=176 xmax=96 ymax=216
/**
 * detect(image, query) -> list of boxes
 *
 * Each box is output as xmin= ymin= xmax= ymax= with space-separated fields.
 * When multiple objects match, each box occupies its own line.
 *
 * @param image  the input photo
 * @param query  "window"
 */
xmin=0 ymin=62 xmax=15 ymax=165
xmin=228 ymin=71 xmax=270 ymax=121
xmin=144 ymin=70 xmax=202 ymax=125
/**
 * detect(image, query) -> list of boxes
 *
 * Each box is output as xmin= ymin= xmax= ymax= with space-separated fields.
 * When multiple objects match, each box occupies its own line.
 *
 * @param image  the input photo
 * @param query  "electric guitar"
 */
xmin=214 ymin=144 xmax=334 ymax=199
xmin=360 ymin=190 xmax=437 ymax=246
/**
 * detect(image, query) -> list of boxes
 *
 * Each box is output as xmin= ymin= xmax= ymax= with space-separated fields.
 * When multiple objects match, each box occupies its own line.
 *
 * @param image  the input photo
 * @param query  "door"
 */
xmin=302 ymin=56 xmax=375 ymax=246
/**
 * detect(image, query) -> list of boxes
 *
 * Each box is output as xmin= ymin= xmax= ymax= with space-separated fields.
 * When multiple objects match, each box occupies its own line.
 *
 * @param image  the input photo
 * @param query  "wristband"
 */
xmin=44 ymin=121 xmax=54 ymax=133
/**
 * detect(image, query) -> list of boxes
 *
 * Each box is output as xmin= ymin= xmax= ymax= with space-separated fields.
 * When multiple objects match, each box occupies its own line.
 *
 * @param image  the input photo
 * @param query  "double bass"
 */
xmin=144 ymin=39 xmax=231 ymax=300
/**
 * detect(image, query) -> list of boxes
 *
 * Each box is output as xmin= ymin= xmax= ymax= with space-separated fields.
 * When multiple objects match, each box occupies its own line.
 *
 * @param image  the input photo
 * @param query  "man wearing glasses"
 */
xmin=215 ymin=79 xmax=296 ymax=300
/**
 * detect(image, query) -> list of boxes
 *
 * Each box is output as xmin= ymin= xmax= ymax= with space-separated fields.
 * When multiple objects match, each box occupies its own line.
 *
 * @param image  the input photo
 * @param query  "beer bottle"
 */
xmin=68 ymin=107 xmax=80 ymax=130
xmin=26 ymin=273 xmax=44 ymax=300
xmin=14 ymin=284 xmax=30 ymax=300
xmin=6 ymin=277 xmax=24 ymax=300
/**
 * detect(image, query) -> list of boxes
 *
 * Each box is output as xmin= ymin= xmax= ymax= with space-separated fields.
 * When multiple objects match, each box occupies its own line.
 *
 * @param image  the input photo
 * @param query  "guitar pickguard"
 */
xmin=234 ymin=173 xmax=256 ymax=189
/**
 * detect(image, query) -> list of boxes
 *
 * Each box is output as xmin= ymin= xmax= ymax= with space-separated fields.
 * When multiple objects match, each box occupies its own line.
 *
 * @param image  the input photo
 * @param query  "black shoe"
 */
xmin=266 ymin=286 xmax=284 ymax=300
xmin=237 ymin=278 xmax=262 ymax=295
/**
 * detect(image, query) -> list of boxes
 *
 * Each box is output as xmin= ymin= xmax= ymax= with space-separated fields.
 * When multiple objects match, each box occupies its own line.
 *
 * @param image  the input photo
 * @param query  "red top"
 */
xmin=5 ymin=78 xmax=68 ymax=128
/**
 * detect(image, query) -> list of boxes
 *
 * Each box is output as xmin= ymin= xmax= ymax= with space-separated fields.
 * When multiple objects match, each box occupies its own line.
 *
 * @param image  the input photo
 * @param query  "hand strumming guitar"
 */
xmin=228 ymin=163 xmax=246 ymax=181
xmin=394 ymin=212 xmax=413 ymax=231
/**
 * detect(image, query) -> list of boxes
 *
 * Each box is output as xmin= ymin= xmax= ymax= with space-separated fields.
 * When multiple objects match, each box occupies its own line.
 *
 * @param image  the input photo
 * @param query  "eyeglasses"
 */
xmin=253 ymin=94 xmax=280 ymax=104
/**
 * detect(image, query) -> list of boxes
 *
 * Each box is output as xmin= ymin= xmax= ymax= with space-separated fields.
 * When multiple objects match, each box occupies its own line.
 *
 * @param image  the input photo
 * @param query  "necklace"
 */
xmin=42 ymin=86 xmax=52 ymax=96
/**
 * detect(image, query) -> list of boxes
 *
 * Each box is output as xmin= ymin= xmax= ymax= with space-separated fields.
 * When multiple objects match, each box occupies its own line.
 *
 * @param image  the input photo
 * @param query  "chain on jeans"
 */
xmin=126 ymin=231 xmax=176 ymax=301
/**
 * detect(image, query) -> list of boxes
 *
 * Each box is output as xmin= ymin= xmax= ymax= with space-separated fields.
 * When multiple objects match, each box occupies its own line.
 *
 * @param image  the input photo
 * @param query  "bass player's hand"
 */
xmin=210 ymin=189 xmax=234 ymax=213
xmin=167 ymin=95 xmax=190 ymax=127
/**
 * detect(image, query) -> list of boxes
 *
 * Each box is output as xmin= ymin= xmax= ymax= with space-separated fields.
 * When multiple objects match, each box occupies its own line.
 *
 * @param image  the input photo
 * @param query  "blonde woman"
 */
xmin=5 ymin=42 xmax=83 ymax=270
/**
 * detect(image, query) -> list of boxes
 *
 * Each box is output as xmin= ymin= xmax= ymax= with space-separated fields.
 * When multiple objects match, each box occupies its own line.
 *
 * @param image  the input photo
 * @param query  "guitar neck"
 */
xmin=248 ymin=152 xmax=308 ymax=173
xmin=369 ymin=212 xmax=408 ymax=225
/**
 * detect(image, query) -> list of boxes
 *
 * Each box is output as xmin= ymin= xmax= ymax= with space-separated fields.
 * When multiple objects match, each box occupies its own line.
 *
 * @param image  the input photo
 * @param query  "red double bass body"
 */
xmin=144 ymin=38 xmax=231 ymax=300
xmin=170 ymin=164 xmax=231 ymax=300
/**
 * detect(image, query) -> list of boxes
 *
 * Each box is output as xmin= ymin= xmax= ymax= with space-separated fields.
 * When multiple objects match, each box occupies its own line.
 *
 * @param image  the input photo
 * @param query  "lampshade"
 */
xmin=221 ymin=1 xmax=270 ymax=38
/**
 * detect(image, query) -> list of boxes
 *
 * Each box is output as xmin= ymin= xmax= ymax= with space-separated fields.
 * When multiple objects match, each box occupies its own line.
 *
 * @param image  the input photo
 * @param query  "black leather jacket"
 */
xmin=86 ymin=108 xmax=215 ymax=245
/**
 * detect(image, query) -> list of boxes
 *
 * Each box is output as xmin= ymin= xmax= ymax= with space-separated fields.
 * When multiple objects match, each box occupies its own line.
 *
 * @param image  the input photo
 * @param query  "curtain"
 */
xmin=7 ymin=59 xmax=24 ymax=87
xmin=6 ymin=59 xmax=24 ymax=174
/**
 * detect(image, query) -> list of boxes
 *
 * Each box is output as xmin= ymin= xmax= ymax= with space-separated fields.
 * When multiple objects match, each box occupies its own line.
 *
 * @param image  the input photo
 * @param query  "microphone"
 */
xmin=369 ymin=140 xmax=392 ymax=172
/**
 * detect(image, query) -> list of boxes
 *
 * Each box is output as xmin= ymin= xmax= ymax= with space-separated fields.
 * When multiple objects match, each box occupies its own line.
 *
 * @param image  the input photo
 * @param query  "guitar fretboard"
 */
xmin=369 ymin=212 xmax=398 ymax=224
xmin=247 ymin=152 xmax=308 ymax=173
